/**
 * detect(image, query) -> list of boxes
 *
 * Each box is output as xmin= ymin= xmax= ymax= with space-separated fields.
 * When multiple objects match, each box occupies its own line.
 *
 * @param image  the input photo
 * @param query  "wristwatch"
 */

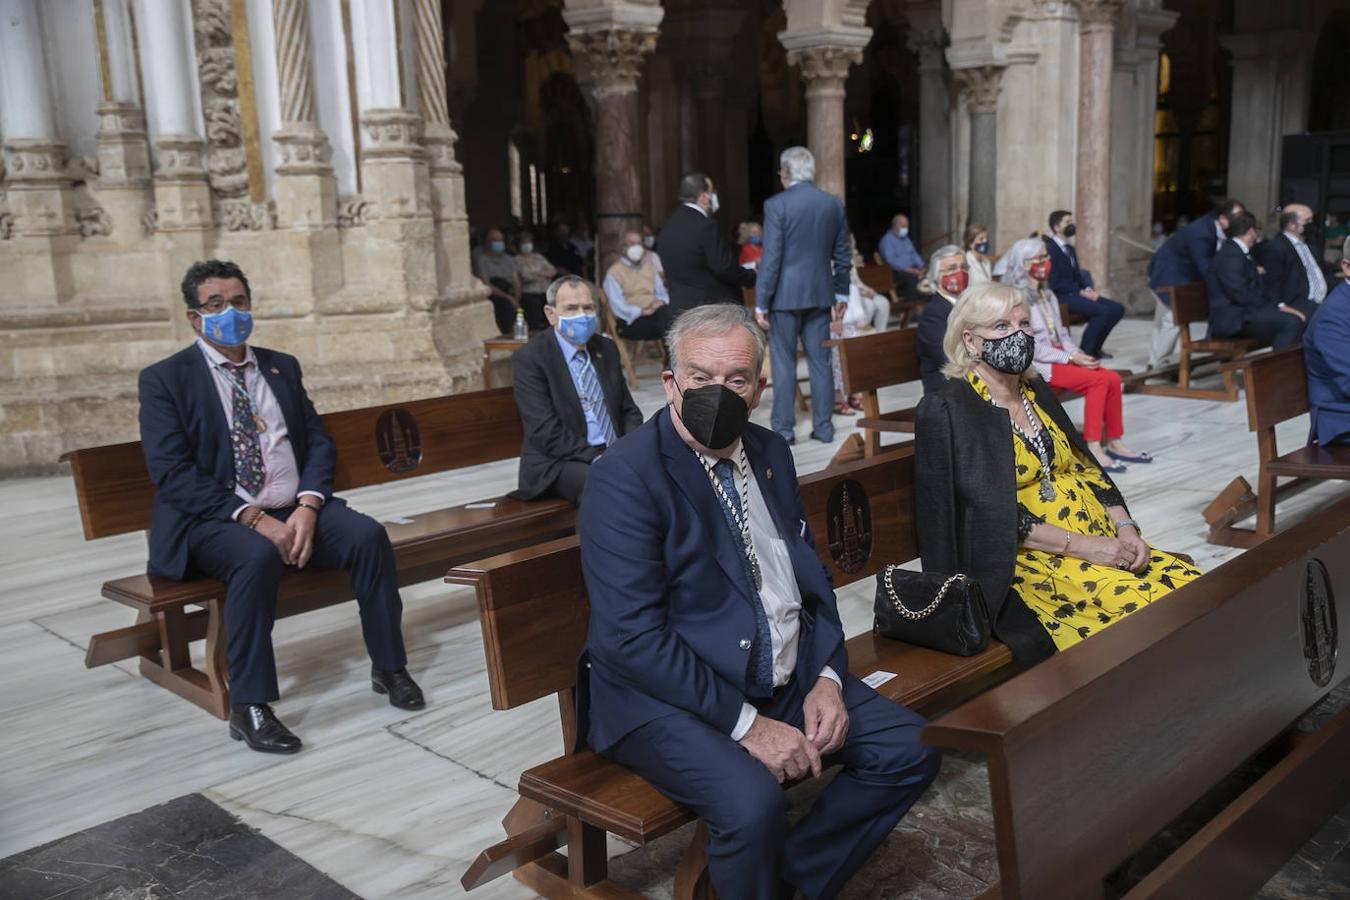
xmin=1113 ymin=517 xmax=1141 ymax=536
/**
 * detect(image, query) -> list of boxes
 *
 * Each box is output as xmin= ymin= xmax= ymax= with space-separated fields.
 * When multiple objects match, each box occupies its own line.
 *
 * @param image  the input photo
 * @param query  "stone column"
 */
xmin=0 ymin=0 xmax=78 ymax=236
xmin=953 ymin=65 xmax=1004 ymax=242
xmin=94 ymin=0 xmax=152 ymax=191
xmin=1072 ymin=0 xmax=1123 ymax=291
xmin=907 ymin=6 xmax=952 ymax=246
xmin=565 ymin=15 xmax=660 ymax=270
xmin=782 ymin=40 xmax=867 ymax=201
xmin=271 ymin=0 xmax=337 ymax=229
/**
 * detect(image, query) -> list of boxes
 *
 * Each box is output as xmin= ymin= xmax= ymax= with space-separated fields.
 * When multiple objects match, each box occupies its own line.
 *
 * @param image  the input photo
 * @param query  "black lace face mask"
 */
xmin=977 ymin=329 xmax=1034 ymax=375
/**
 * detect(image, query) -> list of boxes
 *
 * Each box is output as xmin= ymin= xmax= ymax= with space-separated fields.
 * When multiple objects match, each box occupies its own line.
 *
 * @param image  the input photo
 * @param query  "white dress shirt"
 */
xmin=1215 ymin=220 xmax=1226 ymax=253
xmin=196 ymin=338 xmax=322 ymax=519
xmin=1286 ymin=231 xmax=1328 ymax=303
xmin=683 ymin=201 xmax=708 ymax=217
xmin=699 ymin=445 xmax=841 ymax=740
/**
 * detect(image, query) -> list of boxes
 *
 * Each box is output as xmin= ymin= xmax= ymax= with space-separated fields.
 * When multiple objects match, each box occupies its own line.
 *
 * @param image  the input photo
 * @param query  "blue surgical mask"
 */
xmin=557 ymin=313 xmax=597 ymax=345
xmin=749 ymin=234 xmax=762 ymax=246
xmin=897 ymin=227 xmax=909 ymax=238
xmin=489 ymin=240 xmax=506 ymax=253
xmin=197 ymin=306 xmax=253 ymax=346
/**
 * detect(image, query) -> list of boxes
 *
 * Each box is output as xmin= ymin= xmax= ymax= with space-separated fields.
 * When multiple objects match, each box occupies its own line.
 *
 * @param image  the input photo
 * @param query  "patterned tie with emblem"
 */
xmin=225 ymin=363 xmax=266 ymax=495
xmin=713 ymin=458 xmax=775 ymax=698
xmin=570 ymin=349 xmax=619 ymax=446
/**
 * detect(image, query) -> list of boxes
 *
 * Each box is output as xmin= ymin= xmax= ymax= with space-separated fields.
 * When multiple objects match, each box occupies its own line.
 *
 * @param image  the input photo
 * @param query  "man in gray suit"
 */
xmin=755 ymin=147 xmax=852 ymax=443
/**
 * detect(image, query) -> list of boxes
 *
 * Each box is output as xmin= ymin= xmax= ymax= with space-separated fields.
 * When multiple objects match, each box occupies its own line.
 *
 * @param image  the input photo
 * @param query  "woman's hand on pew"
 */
xmin=1114 ymin=526 xmax=1150 ymax=573
xmin=1072 ymin=533 xmax=1146 ymax=572
xmin=739 ymin=715 xmax=822 ymax=783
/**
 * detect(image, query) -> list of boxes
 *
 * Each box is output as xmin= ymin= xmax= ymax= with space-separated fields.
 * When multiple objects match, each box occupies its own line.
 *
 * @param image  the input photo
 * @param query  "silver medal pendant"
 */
xmin=1039 ymin=478 xmax=1055 ymax=502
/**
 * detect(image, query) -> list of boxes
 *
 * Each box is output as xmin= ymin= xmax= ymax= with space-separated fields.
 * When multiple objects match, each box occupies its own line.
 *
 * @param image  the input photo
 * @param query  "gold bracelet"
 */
xmin=298 ymin=501 xmax=321 ymax=513
xmin=247 ymin=509 xmax=265 ymax=529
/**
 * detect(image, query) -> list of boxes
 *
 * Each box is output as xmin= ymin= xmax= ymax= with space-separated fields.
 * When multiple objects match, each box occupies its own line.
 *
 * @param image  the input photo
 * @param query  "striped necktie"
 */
xmin=570 ymin=349 xmax=618 ymax=446
xmin=1294 ymin=238 xmax=1328 ymax=303
xmin=713 ymin=458 xmax=774 ymax=697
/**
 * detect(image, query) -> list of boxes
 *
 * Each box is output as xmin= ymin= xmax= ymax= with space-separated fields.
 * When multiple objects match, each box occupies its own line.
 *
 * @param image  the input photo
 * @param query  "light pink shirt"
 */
xmin=1025 ymin=288 xmax=1081 ymax=380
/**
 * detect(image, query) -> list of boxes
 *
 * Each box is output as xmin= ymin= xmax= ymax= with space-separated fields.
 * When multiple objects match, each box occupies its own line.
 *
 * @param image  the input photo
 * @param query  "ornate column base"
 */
xmin=274 ymin=125 xmax=337 ymax=230
xmin=358 ymin=109 xmax=432 ymax=222
xmin=95 ymin=103 xmax=152 ymax=188
xmin=151 ymin=135 xmax=212 ymax=232
xmin=424 ymin=121 xmax=476 ymax=300
xmin=3 ymin=139 xmax=78 ymax=236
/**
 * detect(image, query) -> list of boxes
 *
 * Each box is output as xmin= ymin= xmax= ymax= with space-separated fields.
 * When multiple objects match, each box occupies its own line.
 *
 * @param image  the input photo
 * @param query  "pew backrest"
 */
xmin=835 ymin=329 xmax=921 ymax=397
xmin=1165 ymin=280 xmax=1210 ymax=330
xmin=1242 ymin=345 xmax=1309 ymax=432
xmin=857 ymin=264 xmax=898 ymax=300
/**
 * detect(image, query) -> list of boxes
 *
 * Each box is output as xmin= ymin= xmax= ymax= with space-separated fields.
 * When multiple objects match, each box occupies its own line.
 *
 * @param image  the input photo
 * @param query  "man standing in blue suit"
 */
xmin=577 ymin=304 xmax=939 ymax=900
xmin=754 ymin=146 xmax=853 ymax=444
xmin=1146 ymin=197 xmax=1245 ymax=367
xmin=1044 ymin=210 xmax=1124 ymax=358
xmin=138 ymin=260 xmax=423 ymax=754
xmin=1304 ymin=237 xmax=1350 ymax=446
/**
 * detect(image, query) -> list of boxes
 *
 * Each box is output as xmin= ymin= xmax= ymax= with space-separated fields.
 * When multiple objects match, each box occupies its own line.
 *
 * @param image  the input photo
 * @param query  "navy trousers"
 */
xmin=1059 ymin=291 xmax=1125 ymax=357
xmin=769 ymin=308 xmax=835 ymax=443
xmin=605 ymin=675 xmax=939 ymax=900
xmin=185 ymin=502 xmax=407 ymax=704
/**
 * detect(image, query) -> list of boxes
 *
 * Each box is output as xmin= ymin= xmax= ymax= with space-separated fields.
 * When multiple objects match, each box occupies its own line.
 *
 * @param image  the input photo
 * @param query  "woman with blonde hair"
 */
xmin=914 ymin=282 xmax=1199 ymax=665
xmin=963 ymin=223 xmax=994 ymax=285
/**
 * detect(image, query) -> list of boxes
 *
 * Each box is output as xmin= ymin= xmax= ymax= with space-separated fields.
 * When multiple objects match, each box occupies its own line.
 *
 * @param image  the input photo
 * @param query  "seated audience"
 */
xmin=1044 ymin=210 xmax=1124 ymax=358
xmin=738 ymin=221 xmax=764 ymax=267
xmin=915 ymin=244 xmax=969 ymax=395
xmin=514 ymin=233 xmax=558 ymax=331
xmin=964 ymin=223 xmax=993 ymax=285
xmin=1207 ymin=211 xmax=1315 ymax=349
xmin=1303 ymin=237 xmax=1350 ymax=446
xmin=829 ymin=246 xmax=890 ymax=414
xmin=472 ymin=227 xmax=521 ymax=334
xmin=1148 ymin=197 xmax=1245 ymax=367
xmin=1004 ymin=238 xmax=1150 ymax=472
xmin=878 ymin=212 xmax=925 ymax=302
xmin=545 ymin=222 xmax=586 ymax=277
xmin=578 ymin=303 xmax=939 ymax=899
xmin=914 ymin=282 xmax=1201 ymax=666
xmin=602 ymin=230 xmax=674 ymax=344
xmin=1255 ymin=203 xmax=1329 ymax=309
xmin=570 ymin=223 xmax=595 ymax=273
xmin=510 ymin=276 xmax=642 ymax=505
xmin=139 ymin=260 xmax=424 ymax=755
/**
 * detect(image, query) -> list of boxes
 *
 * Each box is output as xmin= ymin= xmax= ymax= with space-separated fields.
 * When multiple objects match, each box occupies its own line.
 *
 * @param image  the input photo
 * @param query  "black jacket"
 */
xmin=914 ymin=375 xmax=1128 ymax=668
xmin=1206 ymin=239 xmax=1277 ymax=338
xmin=1254 ymin=233 xmax=1314 ymax=307
xmin=657 ymin=205 xmax=755 ymax=311
xmin=915 ymin=294 xmax=953 ymax=395
xmin=510 ymin=330 xmax=643 ymax=501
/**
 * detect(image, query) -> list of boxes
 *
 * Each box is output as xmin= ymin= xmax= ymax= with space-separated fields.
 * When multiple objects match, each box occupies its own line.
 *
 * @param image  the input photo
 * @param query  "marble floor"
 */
xmin=2 ymin=317 xmax=1347 ymax=898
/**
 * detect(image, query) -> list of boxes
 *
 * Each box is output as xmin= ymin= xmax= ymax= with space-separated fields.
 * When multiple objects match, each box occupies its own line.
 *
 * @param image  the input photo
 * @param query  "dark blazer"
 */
xmin=576 ymin=409 xmax=848 ymax=752
xmin=1148 ymin=213 xmax=1222 ymax=293
xmin=1043 ymin=236 xmax=1093 ymax=299
xmin=510 ymin=330 xmax=643 ymax=500
xmin=1206 ymin=239 xmax=1278 ymax=338
xmin=138 ymin=344 xmax=336 ymax=580
xmin=914 ymin=375 xmax=1128 ymax=668
xmin=756 ymin=182 xmax=851 ymax=311
xmin=657 ymin=205 xmax=755 ymax=311
xmin=916 ymin=294 xmax=953 ymax=394
xmin=1254 ymin=233 xmax=1313 ymax=307
xmin=1304 ymin=279 xmax=1350 ymax=446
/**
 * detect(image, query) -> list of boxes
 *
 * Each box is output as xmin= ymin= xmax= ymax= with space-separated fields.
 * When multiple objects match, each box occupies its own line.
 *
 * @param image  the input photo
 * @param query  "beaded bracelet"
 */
xmin=246 ymin=508 xmax=266 ymax=529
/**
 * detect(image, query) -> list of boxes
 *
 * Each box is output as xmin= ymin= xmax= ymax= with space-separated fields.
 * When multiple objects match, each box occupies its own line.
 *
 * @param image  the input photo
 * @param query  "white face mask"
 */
xmin=520 ymin=242 xmax=534 ymax=254
xmin=897 ymin=226 xmax=909 ymax=238
xmin=643 ymin=235 xmax=656 ymax=248
xmin=625 ymin=244 xmax=645 ymax=264
xmin=707 ymin=192 xmax=720 ymax=215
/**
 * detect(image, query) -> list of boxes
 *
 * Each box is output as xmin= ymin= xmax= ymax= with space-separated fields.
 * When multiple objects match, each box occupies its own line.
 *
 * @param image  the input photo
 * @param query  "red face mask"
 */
xmin=1028 ymin=259 xmax=1052 ymax=282
xmin=939 ymin=270 xmax=969 ymax=296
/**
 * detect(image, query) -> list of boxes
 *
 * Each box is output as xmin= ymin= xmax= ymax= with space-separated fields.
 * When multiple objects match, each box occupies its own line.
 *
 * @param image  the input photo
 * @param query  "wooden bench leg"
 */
xmin=136 ymin=604 xmax=231 ymax=720
xmin=674 ymin=821 xmax=716 ymax=900
xmin=461 ymin=798 xmax=567 ymax=892
xmin=512 ymin=817 xmax=644 ymax=899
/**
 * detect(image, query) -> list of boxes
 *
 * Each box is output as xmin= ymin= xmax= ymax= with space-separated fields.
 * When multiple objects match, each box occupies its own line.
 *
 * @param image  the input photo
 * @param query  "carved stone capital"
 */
xmin=360 ymin=109 xmax=426 ymax=161
xmin=154 ymin=135 xmax=209 ymax=183
xmin=566 ymin=27 xmax=658 ymax=95
xmin=422 ymin=121 xmax=462 ymax=175
xmin=274 ymin=124 xmax=333 ymax=175
xmin=906 ymin=27 xmax=948 ymax=71
xmin=216 ymin=197 xmax=275 ymax=231
xmin=95 ymin=103 xmax=152 ymax=187
xmin=952 ymin=65 xmax=1006 ymax=113
xmin=786 ymin=45 xmax=864 ymax=95
xmin=96 ymin=102 xmax=148 ymax=137
xmin=1072 ymin=0 xmax=1124 ymax=32
xmin=2 ymin=140 xmax=73 ymax=187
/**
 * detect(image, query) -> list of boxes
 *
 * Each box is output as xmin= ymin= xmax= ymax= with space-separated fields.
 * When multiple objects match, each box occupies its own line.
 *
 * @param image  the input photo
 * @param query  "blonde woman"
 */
xmin=914 ymin=282 xmax=1199 ymax=665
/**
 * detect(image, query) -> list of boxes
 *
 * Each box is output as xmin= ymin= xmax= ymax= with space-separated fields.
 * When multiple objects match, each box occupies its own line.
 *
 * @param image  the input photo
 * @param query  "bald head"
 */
xmin=1281 ymin=204 xmax=1314 ymax=238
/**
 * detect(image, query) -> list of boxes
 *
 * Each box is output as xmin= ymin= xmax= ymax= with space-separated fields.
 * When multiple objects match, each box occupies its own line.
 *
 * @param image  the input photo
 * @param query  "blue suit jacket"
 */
xmin=1043 ymin=236 xmax=1093 ymax=299
xmin=1148 ymin=213 xmax=1222 ymax=296
xmin=755 ymin=181 xmax=851 ymax=311
xmin=1304 ymin=279 xmax=1350 ymax=445
xmin=576 ymin=408 xmax=848 ymax=752
xmin=138 ymin=343 xmax=337 ymax=580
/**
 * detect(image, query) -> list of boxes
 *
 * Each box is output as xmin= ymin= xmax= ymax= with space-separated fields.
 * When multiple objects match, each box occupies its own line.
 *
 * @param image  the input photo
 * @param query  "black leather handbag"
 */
xmin=873 ymin=566 xmax=991 ymax=656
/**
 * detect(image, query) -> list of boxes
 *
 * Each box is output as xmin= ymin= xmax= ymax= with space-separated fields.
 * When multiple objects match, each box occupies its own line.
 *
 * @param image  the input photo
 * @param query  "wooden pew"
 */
xmin=833 ymin=329 xmax=922 ymax=457
xmin=453 ymin=448 xmax=1016 ymax=897
xmin=923 ymin=493 xmax=1350 ymax=899
xmin=1128 ymin=281 xmax=1260 ymax=401
xmin=67 ymin=388 xmax=577 ymax=719
xmin=1203 ymin=345 xmax=1350 ymax=547
xmin=858 ymin=262 xmax=921 ymax=327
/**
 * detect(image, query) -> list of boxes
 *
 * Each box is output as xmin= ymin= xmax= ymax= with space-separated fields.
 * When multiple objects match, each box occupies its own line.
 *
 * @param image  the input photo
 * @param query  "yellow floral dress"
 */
xmin=969 ymin=373 xmax=1203 ymax=650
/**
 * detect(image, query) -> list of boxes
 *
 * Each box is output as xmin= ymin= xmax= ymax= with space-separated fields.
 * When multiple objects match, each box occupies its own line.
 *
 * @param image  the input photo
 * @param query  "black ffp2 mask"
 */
xmin=674 ymin=383 xmax=749 ymax=450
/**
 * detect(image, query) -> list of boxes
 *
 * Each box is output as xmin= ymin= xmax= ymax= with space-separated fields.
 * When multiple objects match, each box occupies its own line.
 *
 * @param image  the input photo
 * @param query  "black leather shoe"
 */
xmin=809 ymin=431 xmax=834 ymax=444
xmin=229 ymin=704 xmax=302 ymax=754
xmin=372 ymin=667 xmax=425 ymax=710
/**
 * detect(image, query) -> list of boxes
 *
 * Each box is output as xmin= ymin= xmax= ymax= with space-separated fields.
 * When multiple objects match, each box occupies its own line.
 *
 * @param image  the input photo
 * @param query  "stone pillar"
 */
xmin=907 ymin=3 xmax=952 ymax=246
xmin=1073 ymin=0 xmax=1123 ymax=292
xmin=782 ymin=41 xmax=866 ymax=201
xmin=953 ymin=65 xmax=1004 ymax=242
xmin=94 ymin=0 xmax=153 ymax=192
xmin=271 ymin=0 xmax=337 ymax=230
xmin=565 ymin=11 xmax=661 ymax=270
xmin=0 ymin=0 xmax=78 ymax=237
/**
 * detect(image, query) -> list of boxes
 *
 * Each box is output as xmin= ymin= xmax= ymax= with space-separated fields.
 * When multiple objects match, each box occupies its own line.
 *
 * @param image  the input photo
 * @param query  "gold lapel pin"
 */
xmin=270 ymin=367 xmax=280 ymax=374
xmin=766 ymin=468 xmax=773 ymax=480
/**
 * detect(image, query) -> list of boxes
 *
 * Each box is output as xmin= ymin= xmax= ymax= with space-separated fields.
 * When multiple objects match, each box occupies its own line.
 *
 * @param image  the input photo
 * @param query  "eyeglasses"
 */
xmin=195 ymin=296 xmax=252 ymax=314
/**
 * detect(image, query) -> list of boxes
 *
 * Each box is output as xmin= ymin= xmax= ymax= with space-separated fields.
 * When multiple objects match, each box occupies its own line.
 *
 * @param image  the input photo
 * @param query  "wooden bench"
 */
xmin=1128 ymin=281 xmax=1260 ymax=401
xmin=858 ymin=262 xmax=921 ymax=327
xmin=453 ymin=448 xmax=1015 ymax=897
xmin=924 ymin=492 xmax=1350 ymax=899
xmin=1204 ymin=345 xmax=1350 ymax=547
xmin=832 ymin=329 xmax=921 ymax=457
xmin=68 ymin=387 xmax=578 ymax=719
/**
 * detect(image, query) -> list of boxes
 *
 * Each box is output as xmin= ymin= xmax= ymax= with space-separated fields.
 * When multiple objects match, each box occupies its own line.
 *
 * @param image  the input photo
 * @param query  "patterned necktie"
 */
xmin=713 ymin=458 xmax=775 ymax=698
xmin=224 ymin=362 xmax=266 ymax=496
xmin=570 ymin=349 xmax=618 ymax=446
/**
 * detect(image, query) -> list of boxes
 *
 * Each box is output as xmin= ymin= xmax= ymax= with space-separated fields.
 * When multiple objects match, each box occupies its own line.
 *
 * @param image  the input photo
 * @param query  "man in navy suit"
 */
xmin=577 ymin=304 xmax=938 ymax=900
xmin=754 ymin=146 xmax=853 ymax=444
xmin=1146 ymin=197 xmax=1245 ymax=366
xmin=1044 ymin=210 xmax=1124 ymax=358
xmin=1205 ymin=212 xmax=1313 ymax=349
xmin=1304 ymin=237 xmax=1350 ymax=445
xmin=138 ymin=260 xmax=423 ymax=754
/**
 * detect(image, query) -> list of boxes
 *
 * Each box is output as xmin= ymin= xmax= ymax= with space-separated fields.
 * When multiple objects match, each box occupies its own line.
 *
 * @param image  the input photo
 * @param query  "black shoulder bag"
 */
xmin=873 ymin=567 xmax=991 ymax=656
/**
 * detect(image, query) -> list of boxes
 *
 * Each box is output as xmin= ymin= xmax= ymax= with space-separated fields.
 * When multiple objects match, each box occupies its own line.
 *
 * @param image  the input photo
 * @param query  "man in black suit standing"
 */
xmin=1255 ymin=203 xmax=1329 ymax=309
xmin=510 ymin=275 xmax=643 ymax=505
xmin=1206 ymin=211 xmax=1314 ymax=349
xmin=658 ymin=172 xmax=756 ymax=313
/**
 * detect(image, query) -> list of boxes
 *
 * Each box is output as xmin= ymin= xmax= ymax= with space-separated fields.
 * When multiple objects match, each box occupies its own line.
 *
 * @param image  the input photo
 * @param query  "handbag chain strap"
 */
xmin=883 ymin=567 xmax=966 ymax=621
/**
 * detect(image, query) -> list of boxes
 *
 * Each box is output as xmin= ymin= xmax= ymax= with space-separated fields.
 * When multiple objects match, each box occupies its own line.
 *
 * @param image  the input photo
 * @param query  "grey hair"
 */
xmin=1000 ymin=237 xmax=1049 ymax=290
xmin=665 ymin=304 xmax=766 ymax=376
xmin=545 ymin=274 xmax=594 ymax=307
xmin=779 ymin=146 xmax=815 ymax=184
xmin=919 ymin=243 xmax=965 ymax=295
